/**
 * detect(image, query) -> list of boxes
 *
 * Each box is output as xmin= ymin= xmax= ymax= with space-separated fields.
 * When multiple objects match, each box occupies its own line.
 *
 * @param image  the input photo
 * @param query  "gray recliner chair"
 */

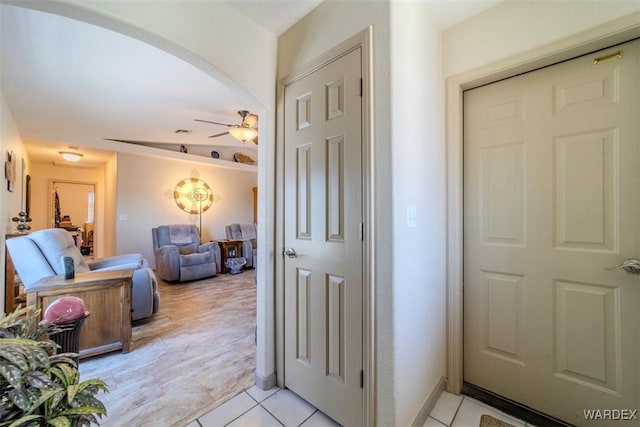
xmin=151 ymin=224 xmax=221 ymax=282
xmin=5 ymin=228 xmax=160 ymax=321
xmin=225 ymin=223 xmax=257 ymax=268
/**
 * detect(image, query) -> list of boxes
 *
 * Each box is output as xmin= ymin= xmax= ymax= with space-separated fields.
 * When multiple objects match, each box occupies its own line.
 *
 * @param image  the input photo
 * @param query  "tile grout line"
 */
xmin=447 ymin=395 xmax=465 ymax=427
xmin=430 ymin=396 xmax=462 ymax=426
xmin=219 ymin=391 xmax=260 ymax=427
xmin=196 ymin=387 xmax=280 ymax=427
xmin=428 ymin=416 xmax=448 ymax=427
xmin=246 ymin=390 xmax=262 ymax=405
xmin=296 ymin=409 xmax=318 ymax=426
xmin=257 ymin=402 xmax=286 ymax=427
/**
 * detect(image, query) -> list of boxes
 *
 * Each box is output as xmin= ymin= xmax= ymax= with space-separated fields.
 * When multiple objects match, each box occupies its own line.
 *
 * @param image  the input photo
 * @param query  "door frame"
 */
xmin=275 ymin=27 xmax=374 ymax=425
xmin=47 ymin=179 xmax=99 ymax=254
xmin=446 ymin=15 xmax=640 ymax=394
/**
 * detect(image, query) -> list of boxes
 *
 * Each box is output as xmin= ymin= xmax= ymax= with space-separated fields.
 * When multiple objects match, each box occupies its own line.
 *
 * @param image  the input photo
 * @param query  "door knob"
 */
xmin=606 ymin=259 xmax=640 ymax=274
xmin=283 ymin=248 xmax=298 ymax=259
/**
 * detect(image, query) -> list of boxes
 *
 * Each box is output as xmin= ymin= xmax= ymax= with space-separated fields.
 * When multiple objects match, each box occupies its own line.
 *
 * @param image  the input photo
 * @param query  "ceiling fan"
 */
xmin=195 ymin=110 xmax=259 ymax=144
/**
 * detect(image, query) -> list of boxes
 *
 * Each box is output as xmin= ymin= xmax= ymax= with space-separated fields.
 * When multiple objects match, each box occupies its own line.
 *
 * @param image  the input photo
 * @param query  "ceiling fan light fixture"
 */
xmin=59 ymin=151 xmax=83 ymax=162
xmin=243 ymin=113 xmax=259 ymax=128
xmin=229 ymin=126 xmax=258 ymax=142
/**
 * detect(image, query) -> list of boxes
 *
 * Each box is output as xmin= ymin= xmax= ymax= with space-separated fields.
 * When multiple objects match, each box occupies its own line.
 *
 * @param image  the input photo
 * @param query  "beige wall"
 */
xmin=390 ymin=2 xmax=445 ymax=425
xmin=444 ymin=0 xmax=640 ymax=77
xmin=0 ymin=93 xmax=25 ymax=233
xmin=114 ymin=152 xmax=256 ymax=269
xmin=0 ymin=91 xmax=27 ymax=314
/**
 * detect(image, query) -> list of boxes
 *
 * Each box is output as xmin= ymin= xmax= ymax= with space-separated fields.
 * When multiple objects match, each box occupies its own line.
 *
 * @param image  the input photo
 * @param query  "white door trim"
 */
xmin=275 ymin=27 xmax=375 ymax=425
xmin=446 ymin=14 xmax=640 ymax=394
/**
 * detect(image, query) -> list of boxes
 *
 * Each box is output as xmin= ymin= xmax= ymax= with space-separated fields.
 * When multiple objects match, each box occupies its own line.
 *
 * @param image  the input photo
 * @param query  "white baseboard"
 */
xmin=411 ymin=376 xmax=447 ymax=427
xmin=255 ymin=372 xmax=277 ymax=390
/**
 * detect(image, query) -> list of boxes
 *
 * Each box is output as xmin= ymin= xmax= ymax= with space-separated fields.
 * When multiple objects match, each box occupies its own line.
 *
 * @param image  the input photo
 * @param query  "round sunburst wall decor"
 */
xmin=174 ymin=178 xmax=213 ymax=214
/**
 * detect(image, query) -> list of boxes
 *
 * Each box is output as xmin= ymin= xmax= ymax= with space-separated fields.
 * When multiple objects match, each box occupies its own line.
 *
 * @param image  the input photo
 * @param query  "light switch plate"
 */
xmin=407 ymin=205 xmax=417 ymax=228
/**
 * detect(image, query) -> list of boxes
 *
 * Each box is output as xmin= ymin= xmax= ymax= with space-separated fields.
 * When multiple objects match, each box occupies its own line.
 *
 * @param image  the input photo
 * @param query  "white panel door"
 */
xmin=283 ymin=47 xmax=363 ymax=427
xmin=464 ymin=40 xmax=639 ymax=426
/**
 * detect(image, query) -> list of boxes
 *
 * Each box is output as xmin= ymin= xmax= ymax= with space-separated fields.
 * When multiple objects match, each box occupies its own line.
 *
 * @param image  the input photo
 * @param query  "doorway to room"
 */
xmin=47 ymin=180 xmax=97 ymax=256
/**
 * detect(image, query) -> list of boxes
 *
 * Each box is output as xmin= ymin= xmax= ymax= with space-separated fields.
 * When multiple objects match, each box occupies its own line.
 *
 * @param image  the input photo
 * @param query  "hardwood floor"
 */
xmin=79 ymin=270 xmax=257 ymax=427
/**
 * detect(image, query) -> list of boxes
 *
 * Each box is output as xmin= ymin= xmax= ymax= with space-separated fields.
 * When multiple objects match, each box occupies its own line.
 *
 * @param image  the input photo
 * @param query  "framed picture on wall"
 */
xmin=5 ymin=150 xmax=16 ymax=192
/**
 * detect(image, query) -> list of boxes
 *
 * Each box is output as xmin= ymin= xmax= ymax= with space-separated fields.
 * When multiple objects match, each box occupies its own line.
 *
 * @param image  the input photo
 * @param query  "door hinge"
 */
xmin=359 ymin=78 xmax=363 ymax=97
xmin=360 ymin=370 xmax=364 ymax=388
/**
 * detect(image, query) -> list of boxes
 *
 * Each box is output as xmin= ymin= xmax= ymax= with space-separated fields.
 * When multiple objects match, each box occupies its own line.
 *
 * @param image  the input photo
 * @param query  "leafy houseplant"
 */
xmin=0 ymin=306 xmax=108 ymax=426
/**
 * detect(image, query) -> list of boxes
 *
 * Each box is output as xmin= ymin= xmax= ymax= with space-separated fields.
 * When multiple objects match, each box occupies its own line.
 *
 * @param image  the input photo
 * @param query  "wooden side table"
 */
xmin=216 ymin=240 xmax=243 ymax=273
xmin=27 ymin=269 xmax=134 ymax=359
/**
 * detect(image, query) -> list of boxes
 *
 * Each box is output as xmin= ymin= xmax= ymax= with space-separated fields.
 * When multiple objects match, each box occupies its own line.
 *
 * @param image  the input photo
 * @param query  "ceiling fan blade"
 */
xmin=194 ymin=119 xmax=233 ymax=127
xmin=209 ymin=131 xmax=230 ymax=138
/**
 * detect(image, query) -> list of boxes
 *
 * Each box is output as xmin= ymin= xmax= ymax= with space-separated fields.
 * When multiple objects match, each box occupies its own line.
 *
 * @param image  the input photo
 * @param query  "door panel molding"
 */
xmin=446 ymin=15 xmax=640 ymax=395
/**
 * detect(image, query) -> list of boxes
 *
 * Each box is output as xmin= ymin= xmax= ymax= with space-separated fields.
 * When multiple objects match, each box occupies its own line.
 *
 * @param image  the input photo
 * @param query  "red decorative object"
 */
xmin=44 ymin=296 xmax=86 ymax=323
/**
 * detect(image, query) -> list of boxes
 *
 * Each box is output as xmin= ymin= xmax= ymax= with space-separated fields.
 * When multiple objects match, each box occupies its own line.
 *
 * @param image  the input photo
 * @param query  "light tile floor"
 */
xmin=186 ymin=388 xmax=533 ymax=427
xmin=425 ymin=391 xmax=535 ymax=427
xmin=187 ymin=387 xmax=339 ymax=427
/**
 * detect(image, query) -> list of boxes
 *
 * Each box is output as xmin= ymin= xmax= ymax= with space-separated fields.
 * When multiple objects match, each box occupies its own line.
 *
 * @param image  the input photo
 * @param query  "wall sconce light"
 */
xmin=59 ymin=151 xmax=83 ymax=162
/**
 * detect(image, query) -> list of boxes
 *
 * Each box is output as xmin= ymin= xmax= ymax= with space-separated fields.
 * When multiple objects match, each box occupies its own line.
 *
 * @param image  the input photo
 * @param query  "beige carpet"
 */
xmin=480 ymin=414 xmax=515 ymax=427
xmin=79 ymin=270 xmax=257 ymax=427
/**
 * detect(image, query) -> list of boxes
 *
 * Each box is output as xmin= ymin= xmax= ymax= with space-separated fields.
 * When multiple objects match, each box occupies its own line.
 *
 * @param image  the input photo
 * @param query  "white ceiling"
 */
xmin=1 ymin=1 xmax=501 ymax=167
xmin=224 ymin=0 xmax=325 ymax=36
xmin=0 ymin=3 xmax=259 ymax=166
xmin=226 ymin=0 xmax=504 ymax=35
xmin=428 ymin=0 xmax=502 ymax=28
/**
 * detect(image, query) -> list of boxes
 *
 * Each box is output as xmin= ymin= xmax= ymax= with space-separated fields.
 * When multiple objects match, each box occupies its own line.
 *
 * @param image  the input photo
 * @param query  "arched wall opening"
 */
xmin=4 ymin=0 xmax=277 ymax=393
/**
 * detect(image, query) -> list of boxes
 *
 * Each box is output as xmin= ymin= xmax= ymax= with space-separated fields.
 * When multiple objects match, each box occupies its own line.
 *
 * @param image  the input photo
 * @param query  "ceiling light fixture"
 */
xmin=228 ymin=126 xmax=258 ymax=142
xmin=59 ymin=151 xmax=83 ymax=162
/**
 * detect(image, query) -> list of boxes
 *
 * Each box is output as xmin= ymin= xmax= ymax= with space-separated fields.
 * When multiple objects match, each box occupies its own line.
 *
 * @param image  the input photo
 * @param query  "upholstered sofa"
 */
xmin=5 ymin=228 xmax=160 ymax=321
xmin=151 ymin=224 xmax=221 ymax=282
xmin=225 ymin=223 xmax=257 ymax=268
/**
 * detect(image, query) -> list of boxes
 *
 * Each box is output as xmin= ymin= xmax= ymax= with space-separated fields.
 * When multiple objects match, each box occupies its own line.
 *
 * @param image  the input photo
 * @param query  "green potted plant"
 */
xmin=0 ymin=305 xmax=108 ymax=426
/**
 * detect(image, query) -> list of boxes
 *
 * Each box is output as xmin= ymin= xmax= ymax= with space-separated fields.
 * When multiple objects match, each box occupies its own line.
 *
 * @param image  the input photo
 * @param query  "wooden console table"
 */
xmin=27 ymin=269 xmax=134 ymax=359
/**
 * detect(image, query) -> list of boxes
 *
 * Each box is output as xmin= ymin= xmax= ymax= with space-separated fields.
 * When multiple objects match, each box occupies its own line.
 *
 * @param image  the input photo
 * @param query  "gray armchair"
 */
xmin=225 ymin=223 xmax=257 ymax=268
xmin=5 ymin=228 xmax=159 ymax=321
xmin=151 ymin=224 xmax=221 ymax=282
